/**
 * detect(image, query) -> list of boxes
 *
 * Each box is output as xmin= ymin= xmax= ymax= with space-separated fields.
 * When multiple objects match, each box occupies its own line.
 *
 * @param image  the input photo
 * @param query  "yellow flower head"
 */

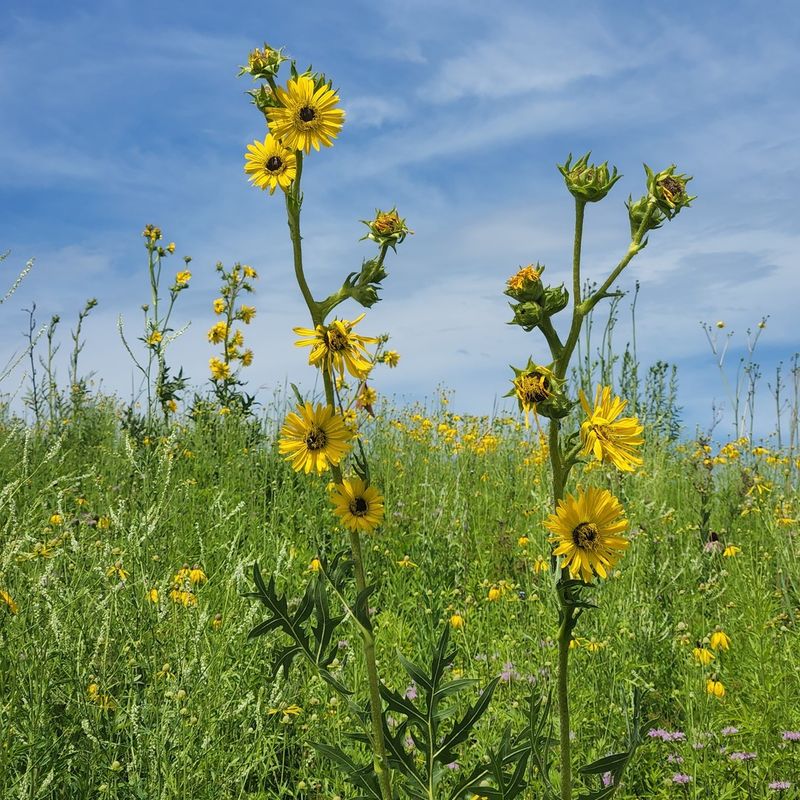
xmin=241 ymin=349 xmax=254 ymax=367
xmin=723 ymin=545 xmax=741 ymax=558
xmin=532 ymin=555 xmax=550 ymax=574
xmin=175 ymin=270 xmax=191 ymax=286
xmin=278 ymin=402 xmax=353 ymax=475
xmin=450 ymin=613 xmax=465 ymax=629
xmin=710 ymin=629 xmax=731 ymax=651
xmin=266 ymin=74 xmax=345 ymax=154
xmin=579 ymin=386 xmax=644 ymax=472
xmin=106 ymin=562 xmax=129 ymax=582
xmin=308 ymin=557 xmax=322 ymax=573
xmin=213 ymin=298 xmax=225 ymax=315
xmin=545 ymin=486 xmax=629 ymax=583
xmin=209 ymin=357 xmax=230 ymax=381
xmin=243 ymin=265 xmax=258 ymax=279
xmin=1 ymin=589 xmax=18 ymax=615
xmin=330 ymin=477 xmax=385 ymax=533
xmin=207 ymin=322 xmax=228 ymax=344
xmin=97 ymin=516 xmax=111 ymax=530
xmin=238 ymin=304 xmax=256 ymax=324
xmin=49 ymin=513 xmax=63 ymax=526
xmin=506 ymin=264 xmax=542 ymax=295
xmin=142 ymin=224 xmax=162 ymax=242
xmin=693 ymin=646 xmax=715 ymax=666
xmin=382 ymin=350 xmax=400 ymax=368
xmin=244 ymin=134 xmax=297 ymax=194
xmin=510 ymin=363 xmax=561 ymax=427
xmin=706 ymin=678 xmax=725 ymax=698
xmin=146 ymin=330 xmax=162 ymax=346
xmin=487 ymin=586 xmax=501 ymax=602
xmin=294 ymin=313 xmax=377 ymax=380
xmin=188 ymin=565 xmax=207 ymax=585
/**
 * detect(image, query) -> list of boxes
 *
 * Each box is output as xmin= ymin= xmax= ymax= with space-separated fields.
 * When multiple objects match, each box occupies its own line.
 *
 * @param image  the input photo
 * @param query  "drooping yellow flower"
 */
xmin=723 ymin=545 xmax=741 ymax=557
xmin=243 ymin=265 xmax=258 ymax=279
xmin=532 ymin=555 xmax=550 ymax=574
xmin=308 ymin=557 xmax=322 ymax=573
xmin=511 ymin=363 xmax=558 ymax=427
xmin=293 ymin=314 xmax=377 ymax=380
xmin=241 ymin=349 xmax=254 ymax=367
xmin=266 ymin=75 xmax=345 ymax=154
xmin=49 ymin=513 xmax=63 ymax=526
xmin=278 ymin=403 xmax=353 ymax=475
xmin=209 ymin=357 xmax=230 ymax=380
xmin=147 ymin=588 xmax=159 ymax=604
xmin=706 ymin=678 xmax=725 ymax=698
xmin=0 ymin=589 xmax=18 ymax=615
xmin=545 ymin=486 xmax=629 ymax=583
xmin=579 ymin=386 xmax=643 ymax=472
xmin=188 ymin=565 xmax=207 ymax=585
xmin=244 ymin=134 xmax=297 ymax=194
xmin=450 ymin=613 xmax=464 ymax=629
xmin=693 ymin=646 xmax=715 ymax=666
xmin=106 ymin=562 xmax=129 ymax=582
xmin=710 ymin=629 xmax=731 ymax=651
xmin=487 ymin=585 xmax=501 ymax=602
xmin=330 ymin=477 xmax=385 ymax=533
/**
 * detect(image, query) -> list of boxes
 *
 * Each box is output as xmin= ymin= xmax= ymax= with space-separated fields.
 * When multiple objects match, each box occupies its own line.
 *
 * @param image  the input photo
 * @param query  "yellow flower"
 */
xmin=213 ymin=298 xmax=225 ymax=314
xmin=357 ymin=385 xmax=378 ymax=413
xmin=706 ymin=678 xmax=725 ymax=698
xmin=166 ymin=242 xmax=176 ymax=254
xmin=450 ymin=613 xmax=464 ymax=629
xmin=238 ymin=305 xmax=256 ymax=324
xmin=207 ymin=322 xmax=228 ymax=344
xmin=88 ymin=683 xmax=117 ymax=711
xmin=710 ymin=629 xmax=731 ymax=651
xmin=512 ymin=363 xmax=557 ymax=427
xmin=241 ymin=349 xmax=254 ymax=367
xmin=294 ymin=314 xmax=377 ymax=380
xmin=383 ymin=350 xmax=400 ymax=368
xmin=517 ymin=535 xmax=530 ymax=547
xmin=142 ymin=224 xmax=162 ymax=242
xmin=212 ymin=613 xmax=223 ymax=630
xmin=715 ymin=320 xmax=725 ymax=329
xmin=397 ymin=555 xmax=417 ymax=569
xmin=506 ymin=264 xmax=542 ymax=294
xmin=147 ymin=588 xmax=159 ymax=604
xmin=209 ymin=357 xmax=230 ymax=380
xmin=693 ymin=646 xmax=715 ymax=666
xmin=243 ymin=265 xmax=258 ymax=279
xmin=545 ymin=486 xmax=629 ymax=583
xmin=97 ymin=516 xmax=111 ymax=530
xmin=244 ymin=134 xmax=297 ymax=194
xmin=579 ymin=386 xmax=643 ymax=472
xmin=166 ymin=399 xmax=177 ymax=414
xmin=266 ymin=74 xmax=345 ymax=154
xmin=147 ymin=330 xmax=163 ymax=346
xmin=188 ymin=565 xmax=207 ymax=585
xmin=487 ymin=586 xmax=501 ymax=602
xmin=106 ymin=562 xmax=129 ymax=582
xmin=330 ymin=478 xmax=385 ymax=533
xmin=49 ymin=513 xmax=63 ymax=526
xmin=723 ymin=545 xmax=741 ymax=557
xmin=278 ymin=403 xmax=353 ymax=475
xmin=169 ymin=588 xmax=197 ymax=607
xmin=1 ymin=589 xmax=18 ymax=615
xmin=175 ymin=270 xmax=191 ymax=286
xmin=308 ymin=558 xmax=322 ymax=573
xmin=532 ymin=555 xmax=550 ymax=574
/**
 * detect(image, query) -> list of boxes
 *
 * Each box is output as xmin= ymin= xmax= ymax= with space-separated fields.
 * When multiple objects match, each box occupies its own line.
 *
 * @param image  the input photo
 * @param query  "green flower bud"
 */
xmin=542 ymin=285 xmax=569 ymax=316
xmin=509 ymin=301 xmax=544 ymax=332
xmin=360 ymin=208 xmax=413 ymax=251
xmin=505 ymin=264 xmax=544 ymax=302
xmin=239 ymin=44 xmax=287 ymax=81
xmin=558 ymin=152 xmax=621 ymax=203
xmin=626 ymin=195 xmax=665 ymax=240
xmin=645 ymin=164 xmax=695 ymax=219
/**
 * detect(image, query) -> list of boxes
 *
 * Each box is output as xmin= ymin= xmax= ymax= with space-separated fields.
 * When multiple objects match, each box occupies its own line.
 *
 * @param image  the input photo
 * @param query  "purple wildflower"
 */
xmin=781 ymin=731 xmax=800 ymax=742
xmin=446 ymin=762 xmax=460 ymax=771
xmin=404 ymin=682 xmax=418 ymax=700
xmin=769 ymin=781 xmax=792 ymax=791
xmin=672 ymin=773 xmax=692 ymax=784
xmin=602 ymin=772 xmax=614 ymax=787
xmin=730 ymin=751 xmax=757 ymax=761
xmin=500 ymin=661 xmax=520 ymax=683
xmin=667 ymin=754 xmax=684 ymax=764
xmin=721 ymin=726 xmax=739 ymax=736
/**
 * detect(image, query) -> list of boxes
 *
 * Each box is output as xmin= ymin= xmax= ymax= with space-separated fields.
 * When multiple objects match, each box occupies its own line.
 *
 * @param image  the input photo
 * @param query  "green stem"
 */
xmin=557 ymin=606 xmax=575 ymax=800
xmin=556 ymin=200 xmax=586 ymax=379
xmin=285 ymin=164 xmax=393 ymax=800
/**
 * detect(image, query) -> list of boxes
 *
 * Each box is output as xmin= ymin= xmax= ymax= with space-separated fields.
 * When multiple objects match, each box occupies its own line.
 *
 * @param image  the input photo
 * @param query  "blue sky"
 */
xmin=1 ymin=0 xmax=798 ymax=439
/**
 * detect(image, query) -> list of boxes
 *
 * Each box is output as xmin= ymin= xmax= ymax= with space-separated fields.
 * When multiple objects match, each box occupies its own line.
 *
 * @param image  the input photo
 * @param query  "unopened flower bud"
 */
xmin=361 ymin=208 xmax=413 ymax=250
xmin=626 ymin=194 xmax=665 ymax=239
xmin=558 ymin=152 xmax=621 ymax=203
xmin=645 ymin=164 xmax=695 ymax=219
xmin=505 ymin=264 xmax=544 ymax=302
xmin=240 ymin=44 xmax=287 ymax=80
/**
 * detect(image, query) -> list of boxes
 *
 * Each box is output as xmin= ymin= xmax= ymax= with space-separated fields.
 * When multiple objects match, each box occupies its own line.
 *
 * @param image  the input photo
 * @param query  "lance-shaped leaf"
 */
xmin=312 ymin=742 xmax=383 ymax=800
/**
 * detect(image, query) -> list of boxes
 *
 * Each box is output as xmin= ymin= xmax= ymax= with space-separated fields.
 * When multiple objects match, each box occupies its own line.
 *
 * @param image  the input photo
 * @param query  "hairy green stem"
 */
xmin=285 ymin=164 xmax=393 ymax=800
xmin=557 ymin=606 xmax=575 ymax=800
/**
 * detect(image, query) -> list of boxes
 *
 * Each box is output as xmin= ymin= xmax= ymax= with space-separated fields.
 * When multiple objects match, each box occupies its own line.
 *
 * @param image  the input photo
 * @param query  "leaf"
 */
xmin=312 ymin=743 xmax=383 ymax=800
xmin=436 ymin=677 xmax=499 ymax=763
xmin=578 ymin=752 xmax=630 ymax=775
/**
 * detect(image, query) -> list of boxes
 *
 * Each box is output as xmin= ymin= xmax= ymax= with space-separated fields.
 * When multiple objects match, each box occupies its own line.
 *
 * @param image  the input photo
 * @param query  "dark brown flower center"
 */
xmin=299 ymin=106 xmax=316 ymax=123
xmin=518 ymin=374 xmax=550 ymax=405
xmin=266 ymin=155 xmax=283 ymax=172
xmin=349 ymin=497 xmax=369 ymax=516
xmin=572 ymin=521 xmax=599 ymax=549
xmin=304 ymin=425 xmax=327 ymax=451
xmin=326 ymin=329 xmax=347 ymax=352
xmin=658 ymin=177 xmax=683 ymax=201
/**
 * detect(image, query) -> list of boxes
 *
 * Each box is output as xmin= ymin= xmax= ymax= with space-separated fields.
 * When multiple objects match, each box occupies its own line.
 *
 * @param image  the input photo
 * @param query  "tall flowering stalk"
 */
xmin=505 ymin=154 xmax=693 ymax=798
xmin=240 ymin=45 xmax=410 ymax=800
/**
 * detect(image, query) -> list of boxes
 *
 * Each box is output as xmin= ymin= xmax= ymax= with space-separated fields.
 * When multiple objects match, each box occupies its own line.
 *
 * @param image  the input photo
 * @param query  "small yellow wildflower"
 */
xmin=97 ymin=516 xmax=111 ymax=530
xmin=693 ymin=646 xmax=715 ymax=666
xmin=213 ymin=298 xmax=225 ymax=314
xmin=308 ymin=557 xmax=322 ymax=573
xmin=532 ymin=555 xmax=550 ymax=574
xmin=188 ymin=565 xmax=207 ymax=585
xmin=0 ymin=589 xmax=18 ymax=615
xmin=243 ymin=265 xmax=257 ymax=278
xmin=238 ymin=305 xmax=256 ymax=324
xmin=209 ymin=357 xmax=230 ymax=380
xmin=166 ymin=399 xmax=177 ymax=414
xmin=175 ymin=270 xmax=191 ymax=286
xmin=147 ymin=588 xmax=159 ymax=603
xmin=397 ymin=555 xmax=417 ymax=568
xmin=487 ymin=586 xmax=501 ymax=602
xmin=166 ymin=242 xmax=176 ymax=254
xmin=207 ymin=322 xmax=228 ymax=344
xmin=49 ymin=513 xmax=63 ymax=526
xmin=212 ymin=613 xmax=223 ymax=630
xmin=710 ymin=629 xmax=731 ymax=651
xmin=517 ymin=535 xmax=530 ymax=547
xmin=706 ymin=678 xmax=725 ymax=698
xmin=383 ymin=350 xmax=400 ymax=368
xmin=449 ymin=613 xmax=464 ymax=629
xmin=723 ymin=545 xmax=741 ymax=557
xmin=106 ymin=562 xmax=129 ymax=582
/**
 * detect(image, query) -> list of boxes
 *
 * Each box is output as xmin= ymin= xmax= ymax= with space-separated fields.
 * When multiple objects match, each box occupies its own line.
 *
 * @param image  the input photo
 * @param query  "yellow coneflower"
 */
xmin=243 ymin=265 xmax=258 ymax=279
xmin=383 ymin=350 xmax=400 ymax=368
xmin=278 ymin=403 xmax=353 ymax=475
xmin=97 ymin=516 xmax=111 ymax=531
xmin=579 ymin=386 xmax=643 ymax=472
xmin=209 ymin=358 xmax=230 ymax=381
xmin=0 ymin=589 xmax=18 ymax=615
xmin=723 ymin=545 xmax=741 ymax=557
xmin=294 ymin=314 xmax=377 ymax=380
xmin=706 ymin=678 xmax=725 ymax=698
xmin=693 ymin=646 xmax=715 ymax=666
xmin=450 ymin=613 xmax=464 ymax=629
xmin=308 ymin=558 xmax=322 ymax=573
xmin=106 ymin=562 xmax=129 ymax=582
xmin=244 ymin=134 xmax=297 ymax=194
xmin=49 ymin=513 xmax=63 ymax=526
xmin=266 ymin=75 xmax=345 ymax=154
xmin=487 ymin=586 xmax=501 ymax=602
xmin=188 ymin=565 xmax=207 ymax=585
xmin=207 ymin=322 xmax=228 ymax=344
xmin=545 ymin=486 xmax=629 ymax=583
xmin=330 ymin=478 xmax=385 ymax=533
xmin=238 ymin=305 xmax=256 ymax=324
xmin=397 ymin=555 xmax=417 ymax=568
xmin=147 ymin=588 xmax=159 ymax=604
xmin=532 ymin=555 xmax=550 ymax=574
xmin=710 ymin=629 xmax=731 ymax=651
xmin=146 ymin=330 xmax=163 ymax=346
